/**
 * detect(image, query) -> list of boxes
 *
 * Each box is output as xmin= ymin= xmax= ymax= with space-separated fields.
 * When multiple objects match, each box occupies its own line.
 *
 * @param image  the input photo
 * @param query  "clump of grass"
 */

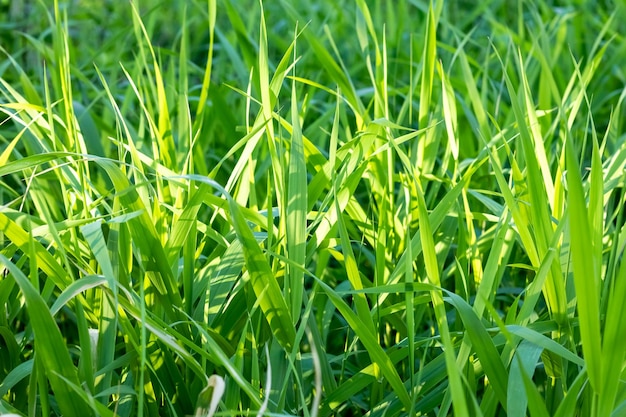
xmin=1 ymin=1 xmax=625 ymax=416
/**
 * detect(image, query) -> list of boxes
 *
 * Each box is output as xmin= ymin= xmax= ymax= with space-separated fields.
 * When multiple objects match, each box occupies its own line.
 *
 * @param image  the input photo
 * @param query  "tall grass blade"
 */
xmin=565 ymin=140 xmax=602 ymax=394
xmin=228 ymin=193 xmax=296 ymax=352
xmin=0 ymin=255 xmax=93 ymax=416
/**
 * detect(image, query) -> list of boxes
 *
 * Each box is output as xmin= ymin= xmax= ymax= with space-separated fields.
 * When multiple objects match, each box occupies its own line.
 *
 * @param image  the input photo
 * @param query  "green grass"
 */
xmin=1 ymin=0 xmax=626 ymax=416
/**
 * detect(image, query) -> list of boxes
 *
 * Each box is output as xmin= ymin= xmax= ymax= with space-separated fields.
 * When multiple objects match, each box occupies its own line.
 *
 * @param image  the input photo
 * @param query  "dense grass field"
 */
xmin=1 ymin=0 xmax=626 ymax=416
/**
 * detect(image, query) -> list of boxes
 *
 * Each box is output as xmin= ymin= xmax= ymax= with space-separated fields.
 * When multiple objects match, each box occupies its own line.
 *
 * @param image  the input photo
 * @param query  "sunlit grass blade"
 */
xmin=128 ymin=1 xmax=175 ymax=169
xmin=194 ymin=0 xmax=217 ymax=122
xmin=1 ymin=1 xmax=624 ymax=415
xmin=415 ymin=4 xmax=438 ymax=174
xmin=285 ymin=44 xmax=307 ymax=321
xmin=497 ymin=47 xmax=567 ymax=325
xmin=0 ymin=212 xmax=71 ymax=290
xmin=95 ymin=160 xmax=177 ymax=300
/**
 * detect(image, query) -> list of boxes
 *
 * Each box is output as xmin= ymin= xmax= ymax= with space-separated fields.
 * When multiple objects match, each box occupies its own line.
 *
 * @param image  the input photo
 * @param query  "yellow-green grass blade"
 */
xmin=129 ymin=1 xmax=175 ymax=169
xmin=587 ymin=137 xmax=604 ymax=284
xmin=332 ymin=176 xmax=376 ymax=336
xmin=473 ymin=211 xmax=515 ymax=317
xmin=276 ymin=0 xmax=366 ymax=124
xmin=437 ymin=60 xmax=459 ymax=162
xmin=382 ymin=160 xmax=481 ymax=304
xmin=483 ymin=138 xmax=535 ymax=245
xmin=0 ymin=212 xmax=71 ymax=290
xmin=96 ymin=160 xmax=179 ymax=303
xmin=51 ymin=0 xmax=86 ymax=157
xmin=457 ymin=48 xmax=490 ymax=142
xmin=0 ymin=254 xmax=94 ymax=417
xmin=286 ymin=73 xmax=307 ymax=321
xmin=415 ymin=4 xmax=438 ymax=174
xmin=498 ymin=48 xmax=567 ymax=325
xmin=517 ymin=50 xmax=555 ymax=208
xmin=599 ymin=245 xmax=626 ymax=415
xmin=516 ymin=212 xmax=568 ymax=326
xmin=49 ymin=275 xmax=107 ymax=317
xmin=164 ymin=183 xmax=212 ymax=266
xmin=93 ymin=65 xmax=147 ymax=180
xmin=355 ymin=0 xmax=381 ymax=58
xmin=257 ymin=2 xmax=284 ymax=209
xmin=80 ymin=221 xmax=115 ymax=285
xmin=194 ymin=0 xmax=217 ymax=121
xmin=0 ymin=151 xmax=76 ymax=177
xmin=565 ymin=140 xmax=602 ymax=393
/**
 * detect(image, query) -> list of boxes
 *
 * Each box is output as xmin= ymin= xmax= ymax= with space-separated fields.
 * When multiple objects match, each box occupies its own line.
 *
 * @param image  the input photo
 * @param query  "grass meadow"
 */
xmin=1 ymin=0 xmax=626 ymax=416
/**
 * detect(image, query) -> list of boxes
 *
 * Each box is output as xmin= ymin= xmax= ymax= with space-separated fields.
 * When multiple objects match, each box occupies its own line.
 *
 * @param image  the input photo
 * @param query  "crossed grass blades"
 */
xmin=1 ymin=0 xmax=626 ymax=416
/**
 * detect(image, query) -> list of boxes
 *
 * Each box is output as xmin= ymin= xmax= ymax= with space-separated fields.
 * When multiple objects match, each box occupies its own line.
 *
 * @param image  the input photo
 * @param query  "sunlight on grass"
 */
xmin=1 ymin=1 xmax=626 ymax=416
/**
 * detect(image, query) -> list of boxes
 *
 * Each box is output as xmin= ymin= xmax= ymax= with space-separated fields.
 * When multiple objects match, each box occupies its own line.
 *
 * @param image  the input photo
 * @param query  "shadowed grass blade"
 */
xmin=229 ymin=194 xmax=296 ymax=353
xmin=0 ymin=254 xmax=93 ymax=417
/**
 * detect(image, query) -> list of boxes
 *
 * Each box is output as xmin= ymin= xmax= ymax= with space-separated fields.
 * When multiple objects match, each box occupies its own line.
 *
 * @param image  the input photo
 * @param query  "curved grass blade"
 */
xmin=229 ymin=195 xmax=296 ymax=352
xmin=565 ymin=140 xmax=602 ymax=393
xmin=0 ymin=254 xmax=93 ymax=417
xmin=315 ymin=278 xmax=412 ymax=411
xmin=0 ymin=212 xmax=71 ymax=290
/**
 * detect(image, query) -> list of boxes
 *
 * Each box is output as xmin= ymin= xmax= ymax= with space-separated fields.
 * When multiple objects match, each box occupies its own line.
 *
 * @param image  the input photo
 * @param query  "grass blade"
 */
xmin=0 ymin=254 xmax=93 ymax=416
xmin=565 ymin=140 xmax=602 ymax=393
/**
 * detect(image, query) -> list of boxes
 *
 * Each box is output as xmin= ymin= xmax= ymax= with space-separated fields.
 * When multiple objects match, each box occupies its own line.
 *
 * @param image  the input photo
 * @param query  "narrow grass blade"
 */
xmin=0 ymin=254 xmax=93 ymax=417
xmin=285 ymin=60 xmax=307 ymax=321
xmin=599 ymin=246 xmax=626 ymax=415
xmin=0 ymin=212 xmax=70 ymax=290
xmin=414 ymin=178 xmax=469 ymax=415
xmin=565 ymin=140 xmax=602 ymax=393
xmin=195 ymin=0 xmax=217 ymax=121
xmin=520 ymin=362 xmax=550 ymax=417
xmin=229 ymin=196 xmax=296 ymax=352
xmin=96 ymin=160 xmax=180 ymax=305
xmin=444 ymin=291 xmax=508 ymax=408
xmin=498 ymin=48 xmax=567 ymax=324
xmin=315 ymin=278 xmax=412 ymax=411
